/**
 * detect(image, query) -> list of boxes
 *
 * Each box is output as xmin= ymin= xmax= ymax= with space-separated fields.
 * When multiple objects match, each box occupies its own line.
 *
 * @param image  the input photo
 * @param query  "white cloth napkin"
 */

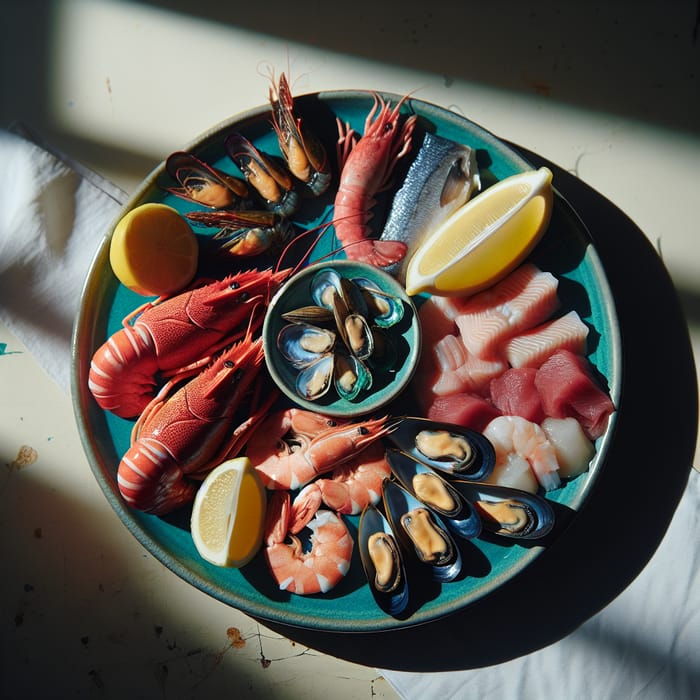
xmin=1 ymin=130 xmax=697 ymax=700
xmin=0 ymin=128 xmax=124 ymax=393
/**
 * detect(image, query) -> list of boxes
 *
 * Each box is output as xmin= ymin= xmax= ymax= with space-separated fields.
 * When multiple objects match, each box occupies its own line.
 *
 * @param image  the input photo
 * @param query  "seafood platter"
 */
xmin=72 ymin=78 xmax=620 ymax=632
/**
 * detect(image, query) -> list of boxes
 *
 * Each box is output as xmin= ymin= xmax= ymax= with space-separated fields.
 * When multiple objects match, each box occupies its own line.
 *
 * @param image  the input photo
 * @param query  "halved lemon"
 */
xmin=190 ymin=457 xmax=267 ymax=568
xmin=404 ymin=167 xmax=554 ymax=297
xmin=109 ymin=202 xmax=199 ymax=297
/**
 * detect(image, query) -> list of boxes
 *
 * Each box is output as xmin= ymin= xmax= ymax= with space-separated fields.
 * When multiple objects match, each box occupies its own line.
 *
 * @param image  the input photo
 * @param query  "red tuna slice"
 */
xmin=454 ymin=263 xmax=560 ymax=360
xmin=427 ymin=393 xmax=502 ymax=433
xmin=504 ymin=310 xmax=589 ymax=369
xmin=535 ymin=349 xmax=615 ymax=440
xmin=490 ymin=367 xmax=545 ymax=423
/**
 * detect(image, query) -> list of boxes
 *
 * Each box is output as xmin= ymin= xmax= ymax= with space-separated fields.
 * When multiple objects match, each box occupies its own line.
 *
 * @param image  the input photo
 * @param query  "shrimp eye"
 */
xmin=358 ymin=427 xmax=369 ymax=435
xmin=224 ymin=360 xmax=235 ymax=368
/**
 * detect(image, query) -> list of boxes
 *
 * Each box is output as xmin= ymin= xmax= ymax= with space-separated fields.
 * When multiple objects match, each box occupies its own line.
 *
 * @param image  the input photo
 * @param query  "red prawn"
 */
xmin=333 ymin=93 xmax=417 ymax=267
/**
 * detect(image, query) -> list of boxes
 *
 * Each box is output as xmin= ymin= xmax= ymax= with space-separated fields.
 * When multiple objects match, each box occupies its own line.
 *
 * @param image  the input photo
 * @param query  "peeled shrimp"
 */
xmin=245 ymin=408 xmax=391 ymax=490
xmin=264 ymin=491 xmax=353 ymax=595
xmin=483 ymin=415 xmax=561 ymax=492
xmin=292 ymin=442 xmax=391 ymax=516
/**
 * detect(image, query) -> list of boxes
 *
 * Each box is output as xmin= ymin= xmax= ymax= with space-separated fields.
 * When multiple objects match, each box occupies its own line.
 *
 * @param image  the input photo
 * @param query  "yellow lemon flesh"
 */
xmin=404 ymin=167 xmax=554 ymax=297
xmin=109 ymin=202 xmax=199 ymax=297
xmin=190 ymin=457 xmax=267 ymax=568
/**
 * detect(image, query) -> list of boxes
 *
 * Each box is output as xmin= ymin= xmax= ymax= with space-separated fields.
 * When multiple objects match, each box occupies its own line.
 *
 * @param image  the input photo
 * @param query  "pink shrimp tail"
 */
xmin=343 ymin=238 xmax=408 ymax=266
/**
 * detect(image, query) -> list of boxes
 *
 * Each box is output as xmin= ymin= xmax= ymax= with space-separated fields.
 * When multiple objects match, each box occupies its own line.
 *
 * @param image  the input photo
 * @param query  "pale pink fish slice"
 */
xmin=432 ymin=334 xmax=506 ymax=396
xmin=454 ymin=263 xmax=560 ymax=360
xmin=503 ymin=310 xmax=589 ymax=369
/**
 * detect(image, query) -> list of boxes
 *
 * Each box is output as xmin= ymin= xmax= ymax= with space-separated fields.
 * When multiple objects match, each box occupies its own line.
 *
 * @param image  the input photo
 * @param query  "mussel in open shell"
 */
xmin=277 ymin=323 xmax=336 ymax=368
xmin=386 ymin=449 xmax=481 ymax=541
xmin=451 ymin=481 xmax=555 ymax=540
xmin=294 ymin=354 xmax=335 ymax=401
xmin=354 ymin=278 xmax=405 ymax=328
xmin=333 ymin=350 xmax=372 ymax=400
xmin=382 ymin=479 xmax=462 ymax=582
xmin=358 ymin=504 xmax=410 ymax=616
xmin=387 ymin=417 xmax=495 ymax=480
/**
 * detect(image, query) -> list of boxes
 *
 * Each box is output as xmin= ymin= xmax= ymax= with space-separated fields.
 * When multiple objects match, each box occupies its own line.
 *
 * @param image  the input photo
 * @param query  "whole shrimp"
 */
xmin=245 ymin=408 xmax=394 ymax=490
xmin=89 ymin=267 xmax=289 ymax=418
xmin=269 ymin=71 xmax=331 ymax=196
xmin=292 ymin=441 xmax=391 ymax=516
xmin=333 ymin=93 xmax=417 ymax=267
xmin=117 ymin=335 xmax=272 ymax=515
xmin=264 ymin=489 xmax=353 ymax=595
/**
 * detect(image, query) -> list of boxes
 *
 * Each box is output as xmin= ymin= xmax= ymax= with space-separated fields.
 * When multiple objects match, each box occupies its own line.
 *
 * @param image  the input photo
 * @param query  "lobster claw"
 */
xmin=225 ymin=133 xmax=300 ymax=217
xmin=163 ymin=151 xmax=250 ymax=209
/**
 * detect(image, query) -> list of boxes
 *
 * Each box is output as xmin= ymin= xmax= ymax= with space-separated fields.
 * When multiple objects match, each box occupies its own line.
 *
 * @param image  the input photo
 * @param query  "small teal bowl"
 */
xmin=263 ymin=260 xmax=421 ymax=417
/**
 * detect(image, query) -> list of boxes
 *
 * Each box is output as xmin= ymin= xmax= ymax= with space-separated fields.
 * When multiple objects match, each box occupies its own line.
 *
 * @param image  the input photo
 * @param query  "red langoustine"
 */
xmin=117 ymin=334 xmax=273 ymax=515
xmin=89 ymin=268 xmax=290 ymax=419
xmin=333 ymin=94 xmax=417 ymax=267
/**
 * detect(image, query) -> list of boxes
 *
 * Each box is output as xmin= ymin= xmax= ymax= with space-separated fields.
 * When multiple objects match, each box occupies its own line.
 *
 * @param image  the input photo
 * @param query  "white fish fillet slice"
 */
xmin=504 ymin=310 xmax=589 ymax=368
xmin=454 ymin=263 xmax=560 ymax=359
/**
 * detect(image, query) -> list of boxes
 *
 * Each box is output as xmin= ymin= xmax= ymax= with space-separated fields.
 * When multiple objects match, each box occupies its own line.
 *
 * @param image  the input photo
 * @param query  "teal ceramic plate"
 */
xmin=72 ymin=91 xmax=621 ymax=632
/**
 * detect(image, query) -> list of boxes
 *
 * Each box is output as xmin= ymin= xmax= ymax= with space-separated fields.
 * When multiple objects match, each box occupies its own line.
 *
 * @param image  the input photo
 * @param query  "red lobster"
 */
xmin=117 ymin=335 xmax=272 ymax=515
xmin=333 ymin=93 xmax=417 ymax=267
xmin=88 ymin=268 xmax=290 ymax=419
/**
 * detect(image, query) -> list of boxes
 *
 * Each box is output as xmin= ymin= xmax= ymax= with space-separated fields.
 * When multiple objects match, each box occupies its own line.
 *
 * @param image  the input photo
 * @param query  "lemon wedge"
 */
xmin=109 ymin=202 xmax=199 ymax=297
xmin=404 ymin=167 xmax=554 ymax=297
xmin=190 ymin=457 xmax=267 ymax=568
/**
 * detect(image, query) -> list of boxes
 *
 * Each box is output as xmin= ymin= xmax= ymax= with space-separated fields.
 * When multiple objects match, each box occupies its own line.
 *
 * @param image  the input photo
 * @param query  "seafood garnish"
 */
xmin=225 ymin=133 xmax=300 ymax=216
xmin=163 ymin=151 xmax=250 ymax=209
xmin=379 ymin=132 xmax=481 ymax=281
xmin=387 ymin=417 xmax=495 ymax=480
xmin=450 ymin=481 xmax=555 ymax=540
xmin=358 ymin=504 xmax=410 ymax=616
xmin=386 ymin=449 xmax=481 ymax=540
xmin=382 ymin=479 xmax=462 ymax=582
xmin=269 ymin=72 xmax=332 ymax=196
xmin=186 ymin=209 xmax=295 ymax=258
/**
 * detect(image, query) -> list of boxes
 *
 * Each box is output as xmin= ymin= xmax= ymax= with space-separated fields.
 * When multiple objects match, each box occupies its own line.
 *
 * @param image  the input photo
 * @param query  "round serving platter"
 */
xmin=72 ymin=90 xmax=621 ymax=632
